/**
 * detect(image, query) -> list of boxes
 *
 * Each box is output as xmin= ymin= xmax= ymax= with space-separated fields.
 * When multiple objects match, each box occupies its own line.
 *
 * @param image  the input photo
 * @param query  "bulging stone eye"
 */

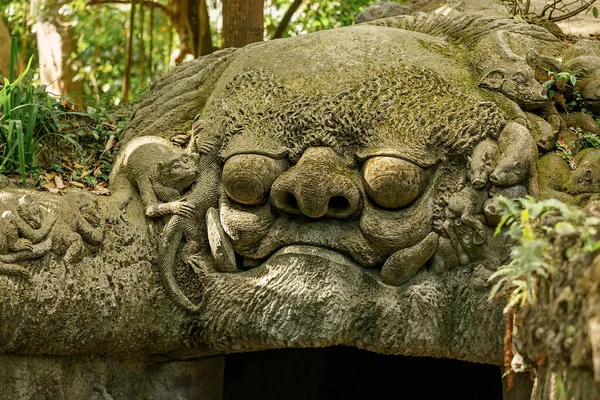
xmin=222 ymin=154 xmax=288 ymax=205
xmin=362 ymin=156 xmax=426 ymax=209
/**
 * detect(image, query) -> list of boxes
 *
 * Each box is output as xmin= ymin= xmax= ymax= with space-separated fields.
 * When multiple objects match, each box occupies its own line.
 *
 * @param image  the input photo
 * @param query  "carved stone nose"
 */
xmin=270 ymin=147 xmax=361 ymax=219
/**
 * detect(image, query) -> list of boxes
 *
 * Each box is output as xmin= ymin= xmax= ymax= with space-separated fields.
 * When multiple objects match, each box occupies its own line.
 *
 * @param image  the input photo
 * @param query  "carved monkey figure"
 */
xmin=0 ymin=195 xmax=56 ymax=279
xmin=49 ymin=192 xmax=105 ymax=264
xmin=109 ymin=136 xmax=198 ymax=220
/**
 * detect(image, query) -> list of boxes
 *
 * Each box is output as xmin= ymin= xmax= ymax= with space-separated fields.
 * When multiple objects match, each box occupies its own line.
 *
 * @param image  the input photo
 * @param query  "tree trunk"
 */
xmin=123 ymin=0 xmax=136 ymax=103
xmin=171 ymin=0 xmax=213 ymax=63
xmin=34 ymin=0 xmax=85 ymax=109
xmin=0 ymin=17 xmax=11 ymax=78
xmin=222 ymin=0 xmax=264 ymax=48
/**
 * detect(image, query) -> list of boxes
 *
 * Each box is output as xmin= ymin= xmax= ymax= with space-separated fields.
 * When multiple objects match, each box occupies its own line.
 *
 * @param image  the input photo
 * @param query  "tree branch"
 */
xmin=87 ymin=0 xmax=172 ymax=18
xmin=272 ymin=0 xmax=304 ymax=39
xmin=549 ymin=0 xmax=597 ymax=21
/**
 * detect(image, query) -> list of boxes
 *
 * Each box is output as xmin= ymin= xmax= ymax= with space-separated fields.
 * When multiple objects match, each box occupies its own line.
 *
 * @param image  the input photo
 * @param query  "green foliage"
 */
xmin=0 ymin=38 xmax=45 ymax=186
xmin=543 ymin=70 xmax=581 ymax=99
xmin=555 ymin=136 xmax=576 ymax=169
xmin=488 ymin=197 xmax=600 ymax=313
xmin=265 ymin=0 xmax=383 ymax=38
xmin=575 ymin=126 xmax=600 ymax=149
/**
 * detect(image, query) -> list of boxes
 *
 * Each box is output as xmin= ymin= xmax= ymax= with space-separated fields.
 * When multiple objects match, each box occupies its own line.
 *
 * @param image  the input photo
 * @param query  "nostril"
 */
xmin=328 ymin=196 xmax=349 ymax=210
xmin=271 ymin=189 xmax=303 ymax=215
xmin=284 ymin=192 xmax=299 ymax=210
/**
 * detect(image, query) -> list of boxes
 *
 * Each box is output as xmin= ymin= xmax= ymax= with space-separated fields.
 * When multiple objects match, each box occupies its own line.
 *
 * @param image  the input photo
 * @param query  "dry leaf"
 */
xmin=554 ymin=92 xmax=568 ymax=112
xmin=47 ymin=187 xmax=60 ymax=194
xmin=101 ymin=134 xmax=117 ymax=156
xmin=54 ymin=175 xmax=65 ymax=189
xmin=102 ymin=122 xmax=117 ymax=131
xmin=42 ymin=181 xmax=56 ymax=189
xmin=70 ymin=181 xmax=85 ymax=188
xmin=93 ymin=185 xmax=111 ymax=196
xmin=45 ymin=172 xmax=57 ymax=181
xmin=93 ymin=167 xmax=103 ymax=177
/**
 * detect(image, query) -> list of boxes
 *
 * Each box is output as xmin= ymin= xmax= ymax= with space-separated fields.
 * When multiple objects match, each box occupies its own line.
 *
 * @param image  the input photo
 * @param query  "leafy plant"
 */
xmin=543 ymin=70 xmax=581 ymax=99
xmin=555 ymin=136 xmax=576 ymax=169
xmin=575 ymin=126 xmax=600 ymax=149
xmin=0 ymin=37 xmax=39 ymax=186
xmin=488 ymin=197 xmax=600 ymax=313
xmin=0 ymin=37 xmax=83 ymax=187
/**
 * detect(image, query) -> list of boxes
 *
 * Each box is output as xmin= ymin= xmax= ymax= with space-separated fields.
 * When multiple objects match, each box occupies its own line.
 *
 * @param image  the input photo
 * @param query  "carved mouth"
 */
xmin=206 ymin=207 xmax=436 ymax=285
xmin=270 ymin=245 xmax=362 ymax=269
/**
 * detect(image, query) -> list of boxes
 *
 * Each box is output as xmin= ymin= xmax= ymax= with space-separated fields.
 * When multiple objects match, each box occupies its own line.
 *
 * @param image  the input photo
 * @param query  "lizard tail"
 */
xmin=158 ymin=215 xmax=202 ymax=313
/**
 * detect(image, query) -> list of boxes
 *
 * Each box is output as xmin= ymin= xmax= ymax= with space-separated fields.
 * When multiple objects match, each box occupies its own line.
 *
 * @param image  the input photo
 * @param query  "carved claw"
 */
xmin=172 ymin=201 xmax=196 ymax=218
xmin=14 ymin=239 xmax=34 ymax=252
xmin=170 ymin=134 xmax=191 ymax=147
xmin=380 ymin=232 xmax=439 ymax=286
xmin=199 ymin=140 xmax=216 ymax=154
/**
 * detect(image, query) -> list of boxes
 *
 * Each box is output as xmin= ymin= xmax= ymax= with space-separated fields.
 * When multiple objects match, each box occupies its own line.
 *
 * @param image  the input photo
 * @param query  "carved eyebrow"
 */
xmin=222 ymin=148 xmax=290 ymax=162
xmin=355 ymin=149 xmax=428 ymax=167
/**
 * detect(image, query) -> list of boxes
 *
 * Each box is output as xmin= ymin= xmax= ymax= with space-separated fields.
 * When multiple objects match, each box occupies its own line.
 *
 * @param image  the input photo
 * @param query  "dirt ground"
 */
xmin=408 ymin=0 xmax=600 ymax=36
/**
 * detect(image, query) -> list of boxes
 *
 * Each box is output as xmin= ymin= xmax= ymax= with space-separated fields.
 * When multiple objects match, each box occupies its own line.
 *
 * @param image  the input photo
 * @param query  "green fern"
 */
xmin=488 ymin=197 xmax=598 ymax=313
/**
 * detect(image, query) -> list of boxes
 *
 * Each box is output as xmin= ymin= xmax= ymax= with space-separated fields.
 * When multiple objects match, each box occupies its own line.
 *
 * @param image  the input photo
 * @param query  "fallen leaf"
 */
xmin=70 ymin=181 xmax=85 ymax=188
xmin=554 ymin=92 xmax=568 ymax=112
xmin=93 ymin=185 xmax=111 ymax=196
xmin=102 ymin=122 xmax=117 ymax=131
xmin=101 ymin=135 xmax=117 ymax=156
xmin=54 ymin=175 xmax=65 ymax=189
xmin=42 ymin=181 xmax=57 ymax=189
xmin=93 ymin=167 xmax=103 ymax=177
xmin=47 ymin=187 xmax=60 ymax=194
xmin=45 ymin=172 xmax=57 ymax=181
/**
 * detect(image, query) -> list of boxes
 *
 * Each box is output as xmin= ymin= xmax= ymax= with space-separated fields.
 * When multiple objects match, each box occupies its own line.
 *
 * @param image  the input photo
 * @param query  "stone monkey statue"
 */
xmin=49 ymin=192 xmax=105 ymax=264
xmin=108 ymin=136 xmax=198 ymax=220
xmin=0 ymin=195 xmax=56 ymax=280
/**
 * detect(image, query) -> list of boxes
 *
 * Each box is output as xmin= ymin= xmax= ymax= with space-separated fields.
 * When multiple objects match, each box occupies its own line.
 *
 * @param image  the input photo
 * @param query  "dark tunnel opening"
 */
xmin=223 ymin=347 xmax=504 ymax=400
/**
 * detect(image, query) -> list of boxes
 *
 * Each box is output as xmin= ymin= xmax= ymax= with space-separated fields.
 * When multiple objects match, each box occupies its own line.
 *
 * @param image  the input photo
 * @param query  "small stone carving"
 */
xmin=0 ymin=195 xmax=56 ymax=279
xmin=158 ymin=128 xmax=222 ymax=312
xmin=444 ymin=183 xmax=489 ymax=251
xmin=468 ymin=139 xmax=500 ymax=189
xmin=109 ymin=136 xmax=198 ymax=219
xmin=566 ymin=148 xmax=600 ymax=196
xmin=48 ymin=192 xmax=105 ymax=264
xmin=525 ymin=112 xmax=557 ymax=152
xmin=490 ymin=121 xmax=539 ymax=197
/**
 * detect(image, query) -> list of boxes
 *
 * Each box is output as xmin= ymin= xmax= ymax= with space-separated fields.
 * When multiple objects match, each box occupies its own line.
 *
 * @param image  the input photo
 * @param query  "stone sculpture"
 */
xmin=1 ymin=9 xmax=600 ymax=398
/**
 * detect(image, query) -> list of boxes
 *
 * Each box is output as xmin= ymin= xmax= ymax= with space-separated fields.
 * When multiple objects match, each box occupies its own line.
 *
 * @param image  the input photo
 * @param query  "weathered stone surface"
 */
xmin=2 ymin=10 xmax=600 ymax=398
xmin=0 ymin=355 xmax=223 ymax=400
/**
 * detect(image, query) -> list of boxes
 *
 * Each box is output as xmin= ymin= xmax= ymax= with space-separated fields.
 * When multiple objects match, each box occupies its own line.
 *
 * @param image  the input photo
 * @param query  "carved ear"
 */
xmin=514 ymin=160 xmax=523 ymax=170
xmin=584 ymin=168 xmax=593 ymax=181
xmin=480 ymin=69 xmax=507 ymax=90
xmin=526 ymin=50 xmax=561 ymax=72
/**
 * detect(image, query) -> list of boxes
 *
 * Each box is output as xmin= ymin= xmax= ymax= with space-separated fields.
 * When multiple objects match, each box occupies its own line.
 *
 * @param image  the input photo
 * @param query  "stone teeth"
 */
xmin=206 ymin=207 xmax=238 ymax=272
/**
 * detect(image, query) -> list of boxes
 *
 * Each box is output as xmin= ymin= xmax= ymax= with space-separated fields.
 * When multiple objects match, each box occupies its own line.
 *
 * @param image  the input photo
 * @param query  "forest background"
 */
xmin=0 ymin=0 xmax=375 ymax=108
xmin=0 ymin=0 xmax=377 ymax=189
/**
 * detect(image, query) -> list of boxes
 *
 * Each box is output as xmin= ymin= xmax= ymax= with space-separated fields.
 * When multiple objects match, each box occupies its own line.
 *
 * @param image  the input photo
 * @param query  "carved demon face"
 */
xmin=187 ymin=26 xmax=507 ymax=362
